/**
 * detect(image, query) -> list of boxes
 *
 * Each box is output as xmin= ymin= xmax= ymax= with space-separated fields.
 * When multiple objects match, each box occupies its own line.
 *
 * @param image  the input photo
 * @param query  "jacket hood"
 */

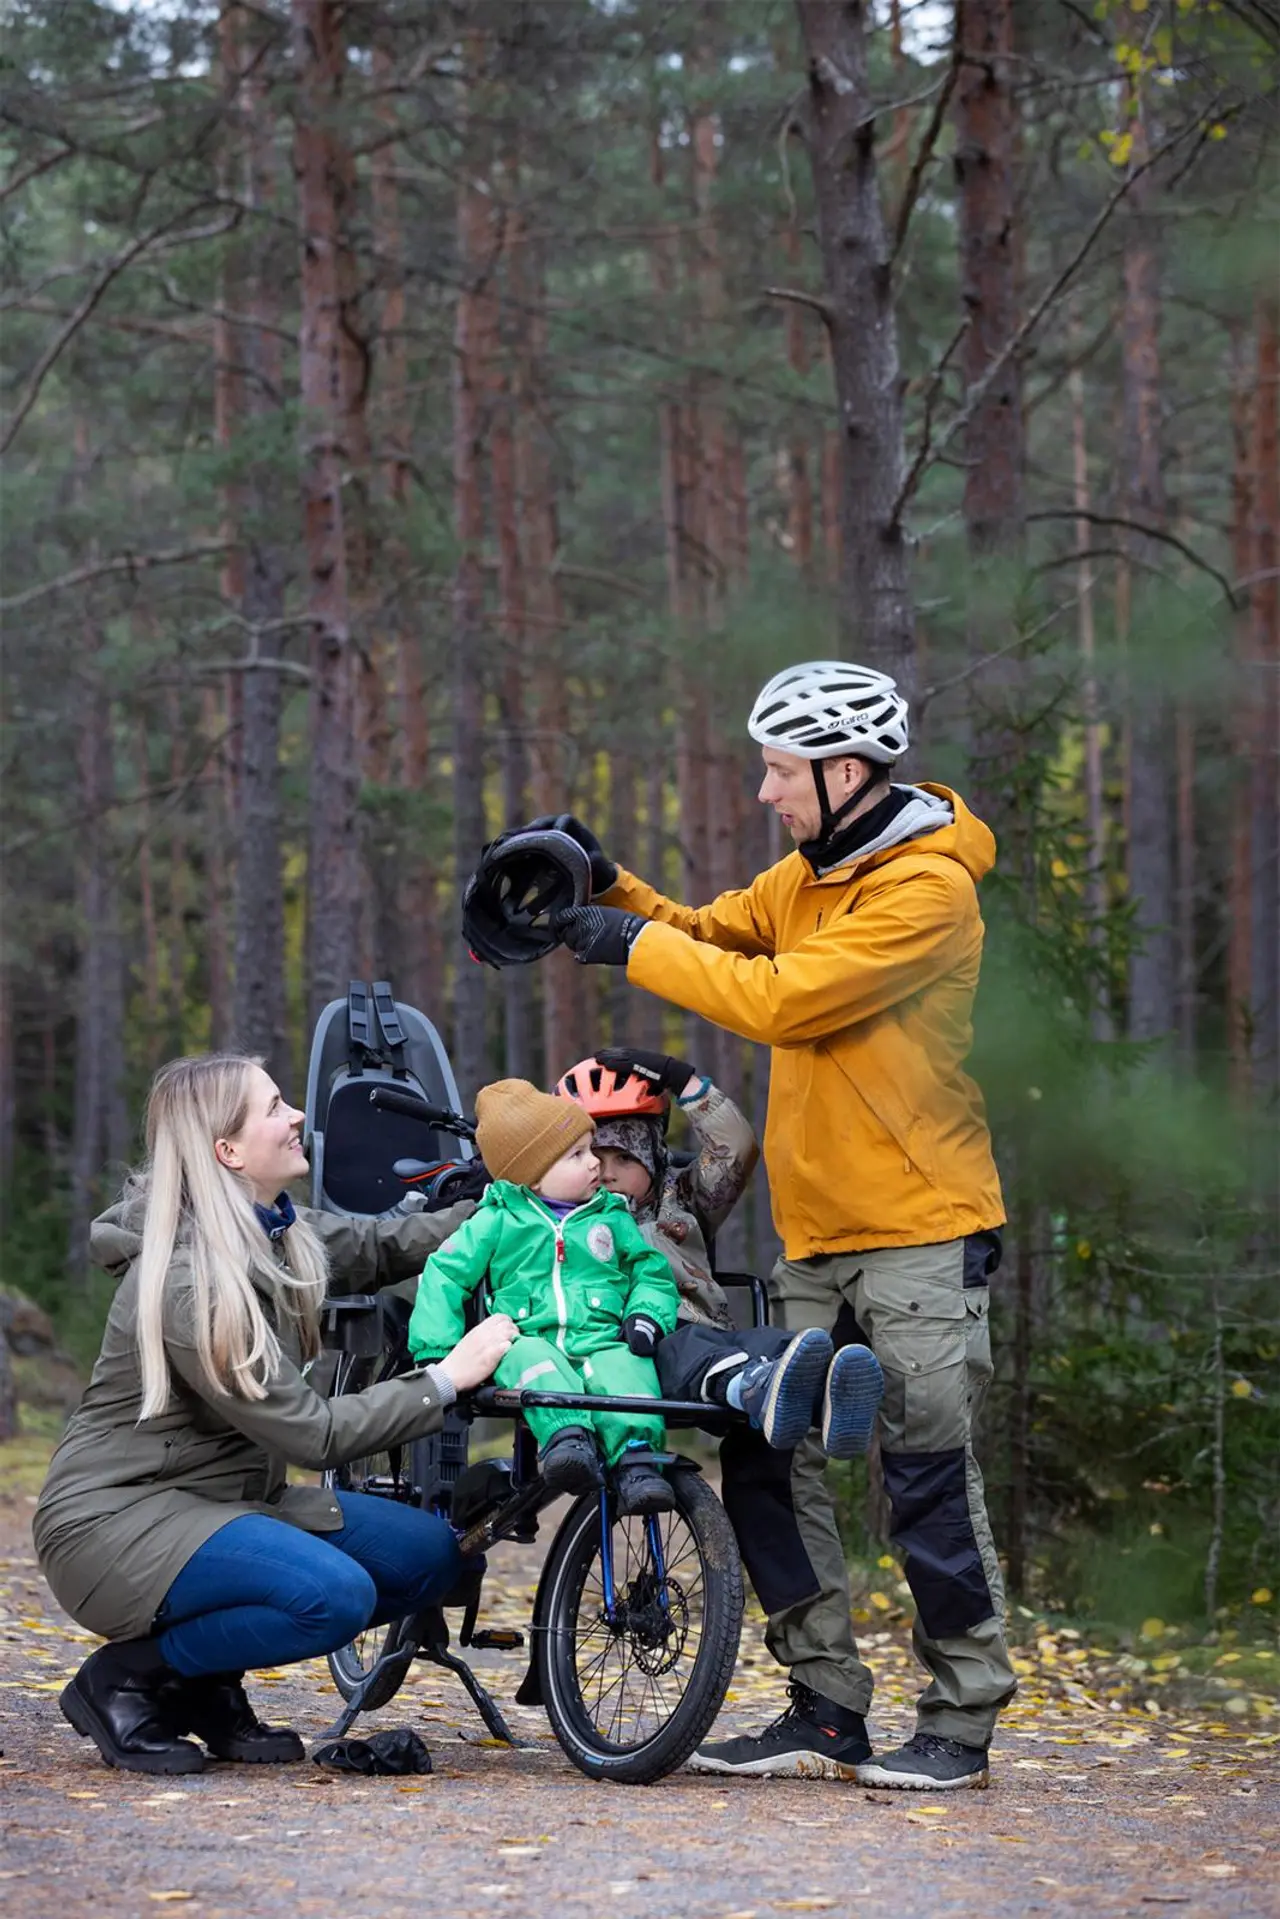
xmin=89 ymin=1195 xmax=147 ymax=1276
xmin=817 ymin=783 xmax=995 ymax=885
xmin=480 ymin=1180 xmax=625 ymax=1221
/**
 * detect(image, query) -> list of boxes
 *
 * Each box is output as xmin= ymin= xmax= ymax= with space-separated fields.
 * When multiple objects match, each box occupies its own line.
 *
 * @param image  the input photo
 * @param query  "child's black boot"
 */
xmin=614 ymin=1455 xmax=676 ymax=1516
xmin=538 ymin=1425 xmax=604 ymax=1496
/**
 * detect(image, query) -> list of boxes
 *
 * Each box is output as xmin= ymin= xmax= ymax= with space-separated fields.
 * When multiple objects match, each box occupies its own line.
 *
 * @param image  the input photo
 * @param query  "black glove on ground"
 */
xmin=313 ymin=1729 xmax=432 ymax=1776
xmin=552 ymin=904 xmax=648 ymax=967
xmin=596 ymin=1047 xmax=696 ymax=1100
xmin=623 ymin=1314 xmax=661 ymax=1359
xmin=526 ymin=813 xmax=618 ymax=896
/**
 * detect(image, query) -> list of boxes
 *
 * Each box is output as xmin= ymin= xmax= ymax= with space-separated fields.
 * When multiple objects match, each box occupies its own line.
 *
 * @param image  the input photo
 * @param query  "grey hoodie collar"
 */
xmin=811 ymin=784 xmax=954 ymax=877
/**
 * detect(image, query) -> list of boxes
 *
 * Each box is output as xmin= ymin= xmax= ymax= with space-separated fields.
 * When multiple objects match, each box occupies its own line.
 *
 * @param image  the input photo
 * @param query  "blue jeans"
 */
xmin=153 ymin=1492 xmax=462 ymax=1679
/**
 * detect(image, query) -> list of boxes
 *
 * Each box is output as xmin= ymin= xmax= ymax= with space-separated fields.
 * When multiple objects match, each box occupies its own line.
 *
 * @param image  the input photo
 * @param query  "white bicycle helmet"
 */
xmin=747 ymin=661 xmax=909 ymax=765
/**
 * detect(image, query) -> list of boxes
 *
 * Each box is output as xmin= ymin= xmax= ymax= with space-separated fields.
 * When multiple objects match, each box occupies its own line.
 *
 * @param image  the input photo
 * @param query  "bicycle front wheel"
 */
xmin=538 ymin=1469 xmax=743 ymax=1784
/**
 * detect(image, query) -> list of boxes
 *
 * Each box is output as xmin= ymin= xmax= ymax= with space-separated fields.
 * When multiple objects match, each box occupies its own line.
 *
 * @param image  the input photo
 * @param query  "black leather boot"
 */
xmin=169 ymin=1674 xmax=304 ymax=1763
xmin=60 ymin=1639 xmax=205 ymax=1775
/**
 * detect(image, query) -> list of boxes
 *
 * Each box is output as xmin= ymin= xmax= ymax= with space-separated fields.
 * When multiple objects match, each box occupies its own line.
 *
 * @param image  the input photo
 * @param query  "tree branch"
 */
xmin=918 ymin=598 xmax=1077 ymax=714
xmin=893 ymin=110 xmax=1220 ymax=520
xmin=1 ymin=144 xmax=72 ymax=204
xmin=0 ymin=540 xmax=233 ymax=615
xmin=0 ymin=205 xmax=233 ymax=456
xmin=889 ymin=319 xmax=970 ymax=529
xmin=890 ymin=40 xmax=962 ymax=265
xmin=762 ymin=284 xmax=833 ymax=325
xmin=1027 ymin=508 xmax=1240 ymax=606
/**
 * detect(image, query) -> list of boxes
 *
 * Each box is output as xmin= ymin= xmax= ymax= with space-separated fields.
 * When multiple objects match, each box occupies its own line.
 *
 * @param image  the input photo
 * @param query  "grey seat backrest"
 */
xmin=304 ymin=982 xmax=473 ymax=1218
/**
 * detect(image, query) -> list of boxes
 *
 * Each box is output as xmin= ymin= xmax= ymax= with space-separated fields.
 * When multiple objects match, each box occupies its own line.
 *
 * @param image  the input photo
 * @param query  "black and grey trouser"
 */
xmin=674 ymin=1238 xmax=1016 ymax=1748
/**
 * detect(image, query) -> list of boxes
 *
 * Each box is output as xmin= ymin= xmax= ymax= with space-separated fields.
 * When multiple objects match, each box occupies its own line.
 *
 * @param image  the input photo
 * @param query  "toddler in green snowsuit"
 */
xmin=407 ymin=1077 xmax=682 ymax=1515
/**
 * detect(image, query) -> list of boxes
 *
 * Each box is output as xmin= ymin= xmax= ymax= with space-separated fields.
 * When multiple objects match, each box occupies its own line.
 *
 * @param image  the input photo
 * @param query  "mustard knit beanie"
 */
xmin=475 ymin=1078 xmax=595 ymax=1188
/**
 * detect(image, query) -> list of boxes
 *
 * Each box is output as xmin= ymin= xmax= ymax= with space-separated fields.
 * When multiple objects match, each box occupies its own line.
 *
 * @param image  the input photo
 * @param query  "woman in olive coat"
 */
xmin=35 ymin=1053 xmax=515 ymax=1777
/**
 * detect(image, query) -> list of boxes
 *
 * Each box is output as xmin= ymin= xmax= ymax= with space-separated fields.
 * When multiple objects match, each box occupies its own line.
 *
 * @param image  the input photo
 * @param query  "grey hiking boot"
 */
xmin=857 ymin=1731 xmax=990 ymax=1790
xmin=686 ymin=1681 xmax=871 ymax=1779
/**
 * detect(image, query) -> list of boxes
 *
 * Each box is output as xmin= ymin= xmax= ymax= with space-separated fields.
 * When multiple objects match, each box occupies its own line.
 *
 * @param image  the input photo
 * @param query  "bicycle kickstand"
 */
xmin=422 ymin=1638 xmax=525 ymax=1747
xmin=321 ymin=1636 xmax=421 ymax=1740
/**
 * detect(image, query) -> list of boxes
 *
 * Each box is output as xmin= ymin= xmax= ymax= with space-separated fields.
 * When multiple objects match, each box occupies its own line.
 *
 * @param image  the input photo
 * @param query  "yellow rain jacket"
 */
xmin=605 ymin=785 xmax=1004 ymax=1260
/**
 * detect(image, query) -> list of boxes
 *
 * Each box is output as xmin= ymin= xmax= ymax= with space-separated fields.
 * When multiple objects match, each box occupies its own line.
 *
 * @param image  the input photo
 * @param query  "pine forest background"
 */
xmin=2 ymin=0 xmax=1278 ymax=1647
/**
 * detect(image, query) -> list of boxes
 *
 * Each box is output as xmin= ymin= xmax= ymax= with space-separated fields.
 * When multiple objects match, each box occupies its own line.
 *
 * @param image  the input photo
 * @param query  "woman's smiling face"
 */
xmin=215 ymin=1065 xmax=309 ymax=1204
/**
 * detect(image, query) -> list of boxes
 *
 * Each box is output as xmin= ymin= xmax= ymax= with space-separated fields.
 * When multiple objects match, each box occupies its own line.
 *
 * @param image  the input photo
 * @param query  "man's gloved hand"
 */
xmin=623 ymin=1314 xmax=661 ymax=1359
xmin=525 ymin=814 xmax=618 ymax=896
xmin=596 ymin=1047 xmax=696 ymax=1100
xmin=552 ymin=904 xmax=648 ymax=966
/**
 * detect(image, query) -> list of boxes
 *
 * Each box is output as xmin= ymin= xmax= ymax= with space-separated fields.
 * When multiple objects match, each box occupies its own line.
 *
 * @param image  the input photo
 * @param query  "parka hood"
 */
xmin=816 ymin=783 xmax=995 ymax=885
xmin=89 ymin=1195 xmax=147 ymax=1276
xmin=480 ymin=1179 xmax=626 ymax=1221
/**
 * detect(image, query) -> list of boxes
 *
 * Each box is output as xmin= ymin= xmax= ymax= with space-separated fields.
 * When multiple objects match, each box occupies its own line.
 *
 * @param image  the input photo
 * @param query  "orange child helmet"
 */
xmin=553 ymin=1056 xmax=669 ymax=1124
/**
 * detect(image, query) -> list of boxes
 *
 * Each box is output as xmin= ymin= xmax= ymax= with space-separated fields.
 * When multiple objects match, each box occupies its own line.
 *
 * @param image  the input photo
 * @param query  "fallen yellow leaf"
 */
xmin=145 ymin=1897 xmax=193 ymax=1906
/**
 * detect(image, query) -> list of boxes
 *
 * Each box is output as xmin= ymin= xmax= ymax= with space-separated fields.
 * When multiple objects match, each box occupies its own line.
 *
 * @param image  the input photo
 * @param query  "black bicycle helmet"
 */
xmin=461 ymin=822 xmax=592 ymax=967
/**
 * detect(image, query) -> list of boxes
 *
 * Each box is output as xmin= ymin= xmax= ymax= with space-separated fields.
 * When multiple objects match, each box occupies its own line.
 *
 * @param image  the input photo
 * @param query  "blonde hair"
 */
xmin=135 ymin=1054 xmax=329 ymax=1420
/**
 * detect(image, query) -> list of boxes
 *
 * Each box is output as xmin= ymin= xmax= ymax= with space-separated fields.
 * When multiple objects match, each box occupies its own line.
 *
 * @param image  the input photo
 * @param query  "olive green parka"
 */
xmin=33 ymin=1197 xmax=473 ymax=1642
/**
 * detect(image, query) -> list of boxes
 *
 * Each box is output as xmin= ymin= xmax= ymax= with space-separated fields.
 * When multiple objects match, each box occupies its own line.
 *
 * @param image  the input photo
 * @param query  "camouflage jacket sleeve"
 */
xmin=674 ymin=1080 xmax=760 ymax=1238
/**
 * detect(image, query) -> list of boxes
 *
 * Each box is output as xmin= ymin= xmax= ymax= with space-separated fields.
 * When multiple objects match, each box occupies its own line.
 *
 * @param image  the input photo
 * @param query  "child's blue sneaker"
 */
xmin=737 ymin=1328 xmax=834 ymax=1450
xmin=820 ymin=1344 xmax=884 ymax=1459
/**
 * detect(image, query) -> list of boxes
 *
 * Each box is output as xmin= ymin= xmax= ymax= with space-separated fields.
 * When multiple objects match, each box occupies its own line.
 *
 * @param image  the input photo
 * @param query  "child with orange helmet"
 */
xmin=554 ymin=1048 xmax=883 ymax=1460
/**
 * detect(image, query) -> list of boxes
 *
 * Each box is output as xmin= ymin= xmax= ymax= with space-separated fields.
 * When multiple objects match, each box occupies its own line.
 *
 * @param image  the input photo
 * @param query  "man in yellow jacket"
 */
xmin=549 ymin=661 xmax=1015 ymax=1790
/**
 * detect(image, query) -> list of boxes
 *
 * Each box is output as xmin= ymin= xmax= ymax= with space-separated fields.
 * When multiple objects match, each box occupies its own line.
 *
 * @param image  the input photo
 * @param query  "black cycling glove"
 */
xmin=552 ymin=905 xmax=648 ymax=967
xmin=623 ymin=1314 xmax=661 ymax=1359
xmin=596 ymin=1047 xmax=696 ymax=1100
xmin=526 ymin=813 xmax=618 ymax=896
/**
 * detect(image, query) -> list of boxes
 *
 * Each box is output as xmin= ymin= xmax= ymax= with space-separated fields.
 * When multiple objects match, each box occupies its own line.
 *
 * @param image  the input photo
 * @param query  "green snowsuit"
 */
xmin=407 ymin=1182 xmax=682 ymax=1464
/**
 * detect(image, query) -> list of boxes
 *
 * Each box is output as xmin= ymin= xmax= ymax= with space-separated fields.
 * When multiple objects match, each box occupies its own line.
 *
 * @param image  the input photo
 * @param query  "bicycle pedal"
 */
xmin=467 ymin=1629 xmax=525 ymax=1651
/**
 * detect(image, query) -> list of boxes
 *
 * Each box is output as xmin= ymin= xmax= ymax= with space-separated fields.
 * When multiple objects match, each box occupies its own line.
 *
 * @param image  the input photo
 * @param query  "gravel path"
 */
xmin=2 ymin=1484 xmax=1277 ymax=1919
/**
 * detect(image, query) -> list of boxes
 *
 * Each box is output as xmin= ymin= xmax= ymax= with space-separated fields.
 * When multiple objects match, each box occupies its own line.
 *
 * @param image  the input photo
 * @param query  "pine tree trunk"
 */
xmin=67 ymin=656 xmax=126 ymax=1284
xmin=201 ymin=683 xmax=232 ymax=1049
xmin=1248 ymin=296 xmax=1279 ymax=1098
xmin=513 ymin=225 xmax=577 ymax=1078
xmin=450 ymin=31 xmax=492 ymax=1101
xmin=1069 ymin=330 xmax=1110 ymax=1038
xmin=1175 ymin=701 xmax=1196 ymax=1062
xmin=370 ymin=40 xmax=440 ymax=1021
xmin=955 ymin=0 xmax=1023 ymax=557
xmin=607 ymin=741 xmax=638 ymax=1043
xmin=167 ymin=684 xmax=187 ymax=1048
xmin=0 ymin=962 xmax=13 ymax=1189
xmin=1121 ymin=98 xmax=1175 ymax=1044
xmin=135 ymin=717 xmax=162 ymax=1060
xmin=1227 ymin=327 xmax=1256 ymax=1095
xmin=229 ymin=28 xmax=288 ymax=1077
xmin=492 ymin=192 xmax=533 ymax=1079
xmin=793 ymin=0 xmax=917 ymax=698
xmin=955 ymin=0 xmax=1026 ymax=831
xmin=292 ymin=0 xmax=361 ymax=1026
